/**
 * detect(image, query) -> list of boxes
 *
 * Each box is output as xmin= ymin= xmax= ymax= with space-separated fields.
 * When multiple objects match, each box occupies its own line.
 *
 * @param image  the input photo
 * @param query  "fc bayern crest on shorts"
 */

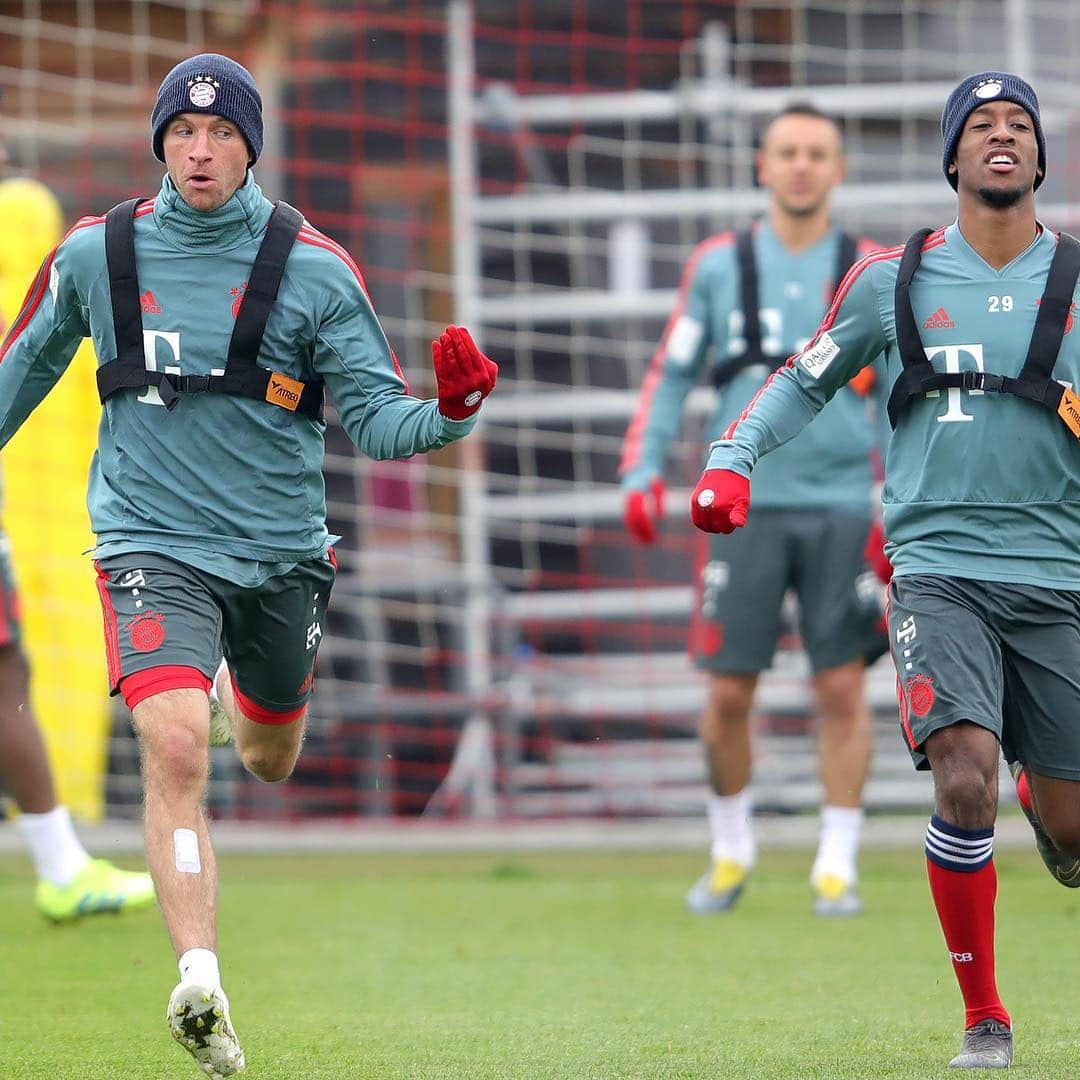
xmin=126 ymin=611 xmax=167 ymax=652
xmin=906 ymin=673 xmax=935 ymax=717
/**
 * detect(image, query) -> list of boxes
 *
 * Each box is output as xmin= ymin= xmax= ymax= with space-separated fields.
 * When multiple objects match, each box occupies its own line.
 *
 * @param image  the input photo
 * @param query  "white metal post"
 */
xmin=434 ymin=0 xmax=497 ymax=817
xmin=1006 ymin=0 xmax=1033 ymax=82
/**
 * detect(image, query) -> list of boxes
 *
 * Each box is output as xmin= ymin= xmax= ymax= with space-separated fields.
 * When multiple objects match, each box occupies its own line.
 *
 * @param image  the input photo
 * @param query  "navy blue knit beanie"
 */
xmin=151 ymin=53 xmax=262 ymax=164
xmin=941 ymin=71 xmax=1044 ymax=190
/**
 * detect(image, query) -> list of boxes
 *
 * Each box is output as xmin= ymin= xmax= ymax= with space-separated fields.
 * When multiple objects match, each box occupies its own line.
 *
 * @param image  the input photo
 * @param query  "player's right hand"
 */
xmin=432 ymin=325 xmax=499 ymax=420
xmin=624 ymin=478 xmax=665 ymax=544
xmin=690 ymin=469 xmax=750 ymax=534
xmin=864 ymin=521 xmax=893 ymax=584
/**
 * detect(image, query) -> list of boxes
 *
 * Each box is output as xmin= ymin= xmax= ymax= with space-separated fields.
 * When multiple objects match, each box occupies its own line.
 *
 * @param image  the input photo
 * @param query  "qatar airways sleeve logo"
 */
xmin=797 ymin=331 xmax=839 ymax=377
xmin=923 ymin=343 xmax=984 ymax=423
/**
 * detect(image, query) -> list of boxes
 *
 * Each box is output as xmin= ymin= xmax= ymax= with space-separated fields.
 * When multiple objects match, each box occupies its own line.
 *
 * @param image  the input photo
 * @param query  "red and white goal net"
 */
xmin=4 ymin=1 xmax=1075 ymax=822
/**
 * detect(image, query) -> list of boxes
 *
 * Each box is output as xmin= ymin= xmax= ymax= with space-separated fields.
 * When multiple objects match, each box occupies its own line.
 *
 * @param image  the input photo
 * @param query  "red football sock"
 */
xmin=926 ymin=816 xmax=1010 ymax=1029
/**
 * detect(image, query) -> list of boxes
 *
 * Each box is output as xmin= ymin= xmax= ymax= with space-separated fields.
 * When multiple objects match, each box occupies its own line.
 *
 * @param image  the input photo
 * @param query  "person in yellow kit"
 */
xmin=0 ymin=176 xmax=154 ymax=920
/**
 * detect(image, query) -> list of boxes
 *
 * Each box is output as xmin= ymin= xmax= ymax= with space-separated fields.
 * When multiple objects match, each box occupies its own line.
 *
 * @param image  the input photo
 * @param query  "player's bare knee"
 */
xmin=1040 ymin=816 xmax=1080 ymax=858
xmin=814 ymin=666 xmax=863 ymax=720
xmin=704 ymin=677 xmax=754 ymax=735
xmin=143 ymin=724 xmax=208 ymax=789
xmin=239 ymin=745 xmax=297 ymax=784
xmin=819 ymin=700 xmax=870 ymax=738
xmin=932 ymin=764 xmax=997 ymax=828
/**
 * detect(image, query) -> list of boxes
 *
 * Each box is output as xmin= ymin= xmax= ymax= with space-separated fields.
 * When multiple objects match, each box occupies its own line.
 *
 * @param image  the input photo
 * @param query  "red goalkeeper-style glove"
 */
xmin=432 ymin=325 xmax=499 ymax=420
xmin=690 ymin=469 xmax=750 ymax=534
xmin=864 ymin=521 xmax=893 ymax=585
xmin=623 ymin=478 xmax=665 ymax=544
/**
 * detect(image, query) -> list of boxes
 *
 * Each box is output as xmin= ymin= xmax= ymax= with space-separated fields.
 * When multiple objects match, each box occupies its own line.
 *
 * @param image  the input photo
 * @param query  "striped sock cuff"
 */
xmin=925 ymin=814 xmax=994 ymax=873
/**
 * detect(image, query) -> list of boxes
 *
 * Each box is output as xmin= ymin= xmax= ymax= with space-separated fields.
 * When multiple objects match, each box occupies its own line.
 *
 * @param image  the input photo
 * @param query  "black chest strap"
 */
xmin=887 ymin=228 xmax=1080 ymax=430
xmin=96 ymin=198 xmax=323 ymax=419
xmin=713 ymin=226 xmax=859 ymax=390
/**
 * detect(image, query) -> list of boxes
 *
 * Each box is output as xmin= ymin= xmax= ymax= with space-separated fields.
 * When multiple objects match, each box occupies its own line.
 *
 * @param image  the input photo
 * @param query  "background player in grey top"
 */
xmin=621 ymin=105 xmax=888 ymax=917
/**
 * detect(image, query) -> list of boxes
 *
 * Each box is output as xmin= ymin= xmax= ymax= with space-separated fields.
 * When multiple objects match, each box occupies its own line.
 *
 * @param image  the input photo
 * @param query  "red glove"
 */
xmin=690 ymin=469 xmax=750 ymax=534
xmin=864 ymin=521 xmax=893 ymax=584
xmin=624 ymin=479 xmax=665 ymax=544
xmin=432 ymin=325 xmax=498 ymax=420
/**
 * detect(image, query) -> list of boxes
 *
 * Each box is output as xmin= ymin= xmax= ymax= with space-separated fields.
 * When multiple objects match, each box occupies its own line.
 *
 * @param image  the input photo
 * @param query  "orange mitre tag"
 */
xmin=1057 ymin=385 xmax=1080 ymax=439
xmin=847 ymin=366 xmax=876 ymax=397
xmin=266 ymin=372 xmax=304 ymax=411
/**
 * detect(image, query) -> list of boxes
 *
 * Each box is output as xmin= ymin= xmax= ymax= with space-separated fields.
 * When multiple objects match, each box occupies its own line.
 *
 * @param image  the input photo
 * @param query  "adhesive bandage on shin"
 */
xmin=173 ymin=828 xmax=202 ymax=873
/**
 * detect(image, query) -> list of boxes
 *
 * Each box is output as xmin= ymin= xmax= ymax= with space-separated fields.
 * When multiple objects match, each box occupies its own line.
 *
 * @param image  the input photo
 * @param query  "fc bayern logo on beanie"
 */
xmin=151 ymin=53 xmax=263 ymax=165
xmin=972 ymin=78 xmax=1003 ymax=100
xmin=188 ymin=76 xmax=219 ymax=108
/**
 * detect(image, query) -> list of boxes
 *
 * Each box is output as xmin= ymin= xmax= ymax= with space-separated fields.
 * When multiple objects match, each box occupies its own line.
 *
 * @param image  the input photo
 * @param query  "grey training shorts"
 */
xmin=95 ymin=550 xmax=336 ymax=714
xmin=890 ymin=574 xmax=1080 ymax=779
xmin=691 ymin=507 xmax=886 ymax=674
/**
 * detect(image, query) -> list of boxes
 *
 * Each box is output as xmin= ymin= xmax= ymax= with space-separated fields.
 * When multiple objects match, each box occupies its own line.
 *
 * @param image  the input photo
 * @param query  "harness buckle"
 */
xmin=182 ymin=374 xmax=211 ymax=394
xmin=973 ymin=371 xmax=1004 ymax=392
xmin=959 ymin=370 xmax=1003 ymax=392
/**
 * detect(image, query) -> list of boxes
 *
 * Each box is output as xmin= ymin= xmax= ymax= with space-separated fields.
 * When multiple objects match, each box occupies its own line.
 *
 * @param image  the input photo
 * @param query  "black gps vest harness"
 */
xmin=712 ymin=226 xmax=858 ymax=390
xmin=96 ymin=197 xmax=324 ymax=419
xmin=888 ymin=226 xmax=1080 ymax=438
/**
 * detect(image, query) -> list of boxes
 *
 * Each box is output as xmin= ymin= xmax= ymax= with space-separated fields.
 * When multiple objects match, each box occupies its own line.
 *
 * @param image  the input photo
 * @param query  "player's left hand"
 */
xmin=690 ymin=468 xmax=750 ymax=534
xmin=432 ymin=325 xmax=499 ymax=420
xmin=864 ymin=521 xmax=893 ymax=584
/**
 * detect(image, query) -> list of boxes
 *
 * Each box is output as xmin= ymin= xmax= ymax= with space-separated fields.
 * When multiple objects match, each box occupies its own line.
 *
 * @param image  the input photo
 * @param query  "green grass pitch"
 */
xmin=0 ymin=844 xmax=1077 ymax=1078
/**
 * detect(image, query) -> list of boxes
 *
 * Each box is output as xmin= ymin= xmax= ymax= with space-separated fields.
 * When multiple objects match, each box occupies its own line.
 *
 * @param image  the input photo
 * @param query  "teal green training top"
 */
xmin=621 ymin=220 xmax=883 ymax=510
xmin=706 ymin=220 xmax=1080 ymax=589
xmin=0 ymin=173 xmax=477 ymax=585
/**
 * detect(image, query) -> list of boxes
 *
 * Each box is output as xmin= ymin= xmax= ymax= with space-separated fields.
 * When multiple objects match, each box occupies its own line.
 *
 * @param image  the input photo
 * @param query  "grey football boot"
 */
xmin=811 ymin=873 xmax=863 ymax=917
xmin=685 ymin=859 xmax=749 ymax=914
xmin=948 ymin=1018 xmax=1013 ymax=1069
xmin=1009 ymin=762 xmax=1080 ymax=887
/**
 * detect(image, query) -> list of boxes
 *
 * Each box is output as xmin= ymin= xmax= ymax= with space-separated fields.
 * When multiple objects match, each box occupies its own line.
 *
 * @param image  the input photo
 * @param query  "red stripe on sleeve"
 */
xmin=619 ymin=231 xmax=734 ymax=475
xmin=297 ymin=227 xmax=411 ymax=394
xmin=0 ymin=214 xmax=108 ymax=364
xmin=0 ymin=255 xmax=55 ymax=364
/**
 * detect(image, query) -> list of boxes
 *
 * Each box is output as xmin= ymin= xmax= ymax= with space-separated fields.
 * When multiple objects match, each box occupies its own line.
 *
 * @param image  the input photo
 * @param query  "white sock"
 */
xmin=706 ymin=789 xmax=755 ymax=867
xmin=179 ymin=948 xmax=222 ymax=990
xmin=210 ymin=657 xmax=228 ymax=703
xmin=15 ymin=805 xmax=91 ymax=887
xmin=812 ymin=804 xmax=864 ymax=884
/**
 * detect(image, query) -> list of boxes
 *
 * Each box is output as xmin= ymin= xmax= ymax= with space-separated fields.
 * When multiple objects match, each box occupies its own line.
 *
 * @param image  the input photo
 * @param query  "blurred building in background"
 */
xmin=0 ymin=0 xmax=1074 ymax=822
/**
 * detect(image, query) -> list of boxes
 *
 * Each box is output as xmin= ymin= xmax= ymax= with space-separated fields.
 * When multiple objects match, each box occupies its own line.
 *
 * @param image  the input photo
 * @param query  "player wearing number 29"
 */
xmin=692 ymin=71 xmax=1080 ymax=1070
xmin=0 ymin=53 xmax=497 ymax=1078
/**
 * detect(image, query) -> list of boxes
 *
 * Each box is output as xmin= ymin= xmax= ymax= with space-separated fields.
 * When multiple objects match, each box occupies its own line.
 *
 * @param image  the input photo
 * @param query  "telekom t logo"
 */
xmin=923 ymin=343 xmax=984 ymax=423
xmin=139 ymin=329 xmax=181 ymax=407
xmin=138 ymin=329 xmax=225 ymax=407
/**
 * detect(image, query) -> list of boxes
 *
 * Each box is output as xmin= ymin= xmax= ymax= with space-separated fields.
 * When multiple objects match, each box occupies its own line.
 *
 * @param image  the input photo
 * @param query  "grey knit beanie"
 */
xmin=941 ymin=72 xmax=1044 ymax=190
xmin=151 ymin=53 xmax=262 ymax=164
